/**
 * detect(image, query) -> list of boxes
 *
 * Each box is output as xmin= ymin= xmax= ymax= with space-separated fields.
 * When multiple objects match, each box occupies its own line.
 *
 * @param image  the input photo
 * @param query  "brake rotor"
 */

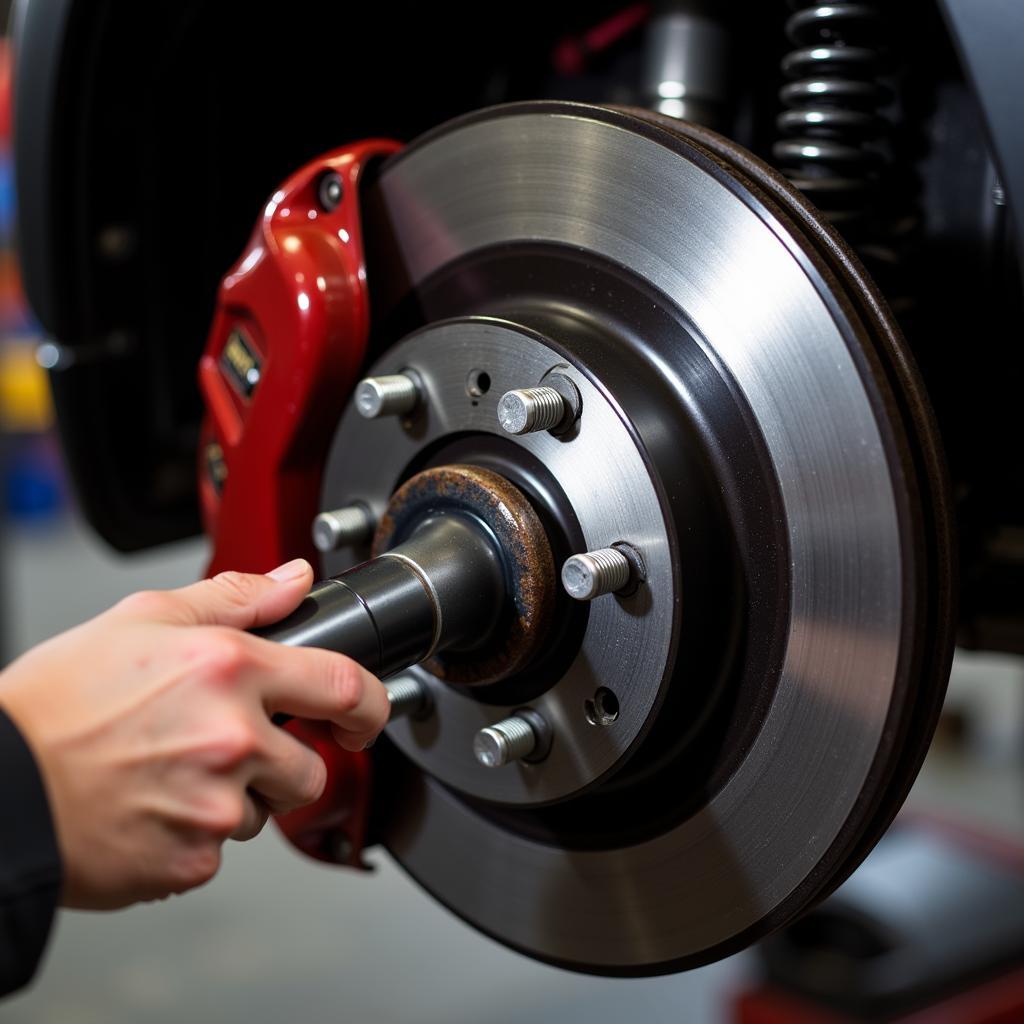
xmin=323 ymin=102 xmax=954 ymax=974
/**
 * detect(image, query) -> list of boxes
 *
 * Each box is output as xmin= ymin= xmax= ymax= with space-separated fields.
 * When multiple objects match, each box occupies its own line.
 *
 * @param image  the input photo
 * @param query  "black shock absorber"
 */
xmin=774 ymin=2 xmax=889 ymax=232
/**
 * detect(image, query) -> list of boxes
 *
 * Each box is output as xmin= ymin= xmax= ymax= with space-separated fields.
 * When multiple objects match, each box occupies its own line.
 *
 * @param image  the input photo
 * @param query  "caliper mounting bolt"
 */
xmin=317 ymin=172 xmax=344 ymax=212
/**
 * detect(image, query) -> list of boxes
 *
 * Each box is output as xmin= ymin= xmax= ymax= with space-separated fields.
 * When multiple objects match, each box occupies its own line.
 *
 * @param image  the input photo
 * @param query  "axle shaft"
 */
xmin=256 ymin=513 xmax=505 ymax=678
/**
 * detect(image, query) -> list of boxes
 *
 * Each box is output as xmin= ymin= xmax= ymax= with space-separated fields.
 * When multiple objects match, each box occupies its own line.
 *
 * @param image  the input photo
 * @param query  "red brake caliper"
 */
xmin=198 ymin=139 xmax=401 ymax=867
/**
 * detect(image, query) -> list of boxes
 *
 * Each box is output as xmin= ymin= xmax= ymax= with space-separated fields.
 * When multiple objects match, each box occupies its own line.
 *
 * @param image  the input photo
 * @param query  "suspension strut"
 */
xmin=774 ymin=1 xmax=889 ymax=231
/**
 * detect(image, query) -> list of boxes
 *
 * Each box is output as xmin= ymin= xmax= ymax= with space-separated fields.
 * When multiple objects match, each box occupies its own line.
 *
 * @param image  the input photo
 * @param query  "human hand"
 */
xmin=0 ymin=559 xmax=388 ymax=910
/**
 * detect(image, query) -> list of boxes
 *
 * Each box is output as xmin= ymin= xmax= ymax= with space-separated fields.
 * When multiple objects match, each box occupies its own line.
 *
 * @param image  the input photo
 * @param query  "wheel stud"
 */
xmin=474 ymin=714 xmax=539 ymax=768
xmin=562 ymin=547 xmax=632 ymax=601
xmin=384 ymin=676 xmax=431 ymax=720
xmin=312 ymin=504 xmax=374 ymax=552
xmin=355 ymin=373 xmax=420 ymax=419
xmin=497 ymin=386 xmax=568 ymax=435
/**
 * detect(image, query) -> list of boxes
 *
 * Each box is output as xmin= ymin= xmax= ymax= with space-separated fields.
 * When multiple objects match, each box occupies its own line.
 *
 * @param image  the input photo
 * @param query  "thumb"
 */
xmin=158 ymin=558 xmax=314 ymax=629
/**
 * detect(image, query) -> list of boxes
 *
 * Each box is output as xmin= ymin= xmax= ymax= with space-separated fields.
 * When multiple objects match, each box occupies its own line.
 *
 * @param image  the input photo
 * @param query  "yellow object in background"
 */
xmin=0 ymin=338 xmax=54 ymax=433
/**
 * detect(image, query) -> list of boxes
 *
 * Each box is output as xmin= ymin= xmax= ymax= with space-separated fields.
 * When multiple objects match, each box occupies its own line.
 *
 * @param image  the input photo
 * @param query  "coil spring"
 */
xmin=774 ymin=2 xmax=889 ymax=229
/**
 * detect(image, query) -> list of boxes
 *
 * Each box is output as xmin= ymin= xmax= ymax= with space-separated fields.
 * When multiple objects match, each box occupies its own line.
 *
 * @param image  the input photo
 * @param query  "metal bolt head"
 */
xmin=562 ymin=547 xmax=632 ymax=601
xmin=355 ymin=373 xmax=420 ymax=419
xmin=473 ymin=729 xmax=508 ymax=768
xmin=473 ymin=715 xmax=538 ymax=768
xmin=497 ymin=386 xmax=567 ymax=435
xmin=385 ymin=676 xmax=430 ymax=720
xmin=312 ymin=504 xmax=374 ymax=553
xmin=318 ymin=172 xmax=343 ymax=212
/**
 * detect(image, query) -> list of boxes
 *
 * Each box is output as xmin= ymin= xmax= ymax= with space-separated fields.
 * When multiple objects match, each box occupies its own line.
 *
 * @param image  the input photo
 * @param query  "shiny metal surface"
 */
xmin=258 ymin=513 xmax=504 ymax=678
xmin=355 ymin=373 xmax=420 ymax=419
xmin=369 ymin=107 xmax=907 ymax=969
xmin=496 ymin=386 xmax=566 ymax=435
xmin=256 ymin=577 xmax=382 ymax=667
xmin=311 ymin=504 xmax=374 ymax=553
xmin=379 ymin=514 xmax=506 ymax=660
xmin=562 ymin=548 xmax=632 ymax=601
xmin=641 ymin=7 xmax=730 ymax=127
xmin=385 ymin=676 xmax=431 ymax=721
xmin=317 ymin=171 xmax=343 ymax=212
xmin=473 ymin=715 xmax=538 ymax=768
xmin=321 ymin=319 xmax=676 ymax=806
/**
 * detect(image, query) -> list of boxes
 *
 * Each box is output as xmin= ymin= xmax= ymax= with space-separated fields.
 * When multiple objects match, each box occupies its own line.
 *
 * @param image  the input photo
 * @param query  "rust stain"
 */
xmin=373 ymin=464 xmax=556 ymax=685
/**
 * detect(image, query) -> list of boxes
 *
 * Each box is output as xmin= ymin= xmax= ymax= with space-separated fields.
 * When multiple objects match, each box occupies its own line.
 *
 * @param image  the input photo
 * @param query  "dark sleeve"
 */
xmin=0 ymin=707 xmax=62 ymax=996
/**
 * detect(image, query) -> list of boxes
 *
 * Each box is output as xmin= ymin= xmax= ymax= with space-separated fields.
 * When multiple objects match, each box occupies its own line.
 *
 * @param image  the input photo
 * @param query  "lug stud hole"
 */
xmin=585 ymin=687 xmax=619 ymax=727
xmin=466 ymin=369 xmax=491 ymax=399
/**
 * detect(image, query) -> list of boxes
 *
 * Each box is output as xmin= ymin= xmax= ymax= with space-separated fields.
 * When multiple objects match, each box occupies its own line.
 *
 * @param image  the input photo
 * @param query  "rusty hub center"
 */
xmin=372 ymin=464 xmax=556 ymax=685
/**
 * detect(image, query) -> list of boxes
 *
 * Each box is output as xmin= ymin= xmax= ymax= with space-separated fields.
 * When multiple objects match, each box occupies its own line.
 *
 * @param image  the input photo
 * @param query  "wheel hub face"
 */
xmin=319 ymin=103 xmax=954 ymax=973
xmin=321 ymin=318 xmax=677 ymax=806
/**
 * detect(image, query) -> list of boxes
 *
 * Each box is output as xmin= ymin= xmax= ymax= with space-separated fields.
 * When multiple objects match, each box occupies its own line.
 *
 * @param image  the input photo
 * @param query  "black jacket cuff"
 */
xmin=0 ymin=706 xmax=62 ymax=996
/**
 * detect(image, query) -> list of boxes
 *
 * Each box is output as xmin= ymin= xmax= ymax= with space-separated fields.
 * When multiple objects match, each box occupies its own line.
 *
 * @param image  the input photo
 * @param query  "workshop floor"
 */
xmin=2 ymin=512 xmax=1022 ymax=1024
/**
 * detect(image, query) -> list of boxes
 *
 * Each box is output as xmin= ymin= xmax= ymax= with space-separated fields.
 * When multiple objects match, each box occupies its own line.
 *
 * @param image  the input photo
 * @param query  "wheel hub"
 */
xmin=322 ymin=317 xmax=682 ymax=807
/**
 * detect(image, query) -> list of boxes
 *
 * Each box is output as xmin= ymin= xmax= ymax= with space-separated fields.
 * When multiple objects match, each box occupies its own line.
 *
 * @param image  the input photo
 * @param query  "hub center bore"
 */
xmin=373 ymin=464 xmax=556 ymax=686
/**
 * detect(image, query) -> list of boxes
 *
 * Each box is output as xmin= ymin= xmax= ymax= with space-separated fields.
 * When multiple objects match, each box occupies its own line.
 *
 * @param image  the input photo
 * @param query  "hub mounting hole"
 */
xmin=585 ymin=687 xmax=619 ymax=727
xmin=466 ymin=369 xmax=491 ymax=399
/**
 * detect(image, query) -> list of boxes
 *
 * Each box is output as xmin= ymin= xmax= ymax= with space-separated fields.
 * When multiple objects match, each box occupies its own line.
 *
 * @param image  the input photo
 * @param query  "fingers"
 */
xmin=113 ymin=560 xmax=388 ymax=747
xmin=244 ymin=637 xmax=390 ymax=745
xmin=232 ymin=791 xmax=271 ymax=842
xmin=245 ymin=722 xmax=328 ymax=816
xmin=330 ymin=721 xmax=381 ymax=754
xmin=192 ymin=724 xmax=323 ymax=844
xmin=118 ymin=559 xmax=314 ymax=630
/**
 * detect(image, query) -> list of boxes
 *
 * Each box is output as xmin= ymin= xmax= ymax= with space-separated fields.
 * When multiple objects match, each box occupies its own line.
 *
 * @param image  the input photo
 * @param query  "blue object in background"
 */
xmin=3 ymin=433 xmax=65 ymax=522
xmin=1 ymin=142 xmax=68 ymax=526
xmin=0 ymin=147 xmax=13 ymax=242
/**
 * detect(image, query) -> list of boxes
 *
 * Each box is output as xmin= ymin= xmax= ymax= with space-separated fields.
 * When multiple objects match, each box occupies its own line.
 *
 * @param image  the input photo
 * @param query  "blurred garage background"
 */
xmin=1 ymin=9 xmax=1023 ymax=1023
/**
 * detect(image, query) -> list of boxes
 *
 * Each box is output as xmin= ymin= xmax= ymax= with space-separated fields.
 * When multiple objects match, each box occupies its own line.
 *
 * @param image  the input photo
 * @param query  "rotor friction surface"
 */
xmin=362 ymin=103 xmax=954 ymax=974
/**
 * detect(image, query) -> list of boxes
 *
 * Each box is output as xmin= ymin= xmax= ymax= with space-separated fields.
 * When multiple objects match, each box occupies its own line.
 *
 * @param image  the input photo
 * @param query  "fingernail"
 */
xmin=266 ymin=558 xmax=310 ymax=582
xmin=364 ymin=737 xmax=376 ymax=750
